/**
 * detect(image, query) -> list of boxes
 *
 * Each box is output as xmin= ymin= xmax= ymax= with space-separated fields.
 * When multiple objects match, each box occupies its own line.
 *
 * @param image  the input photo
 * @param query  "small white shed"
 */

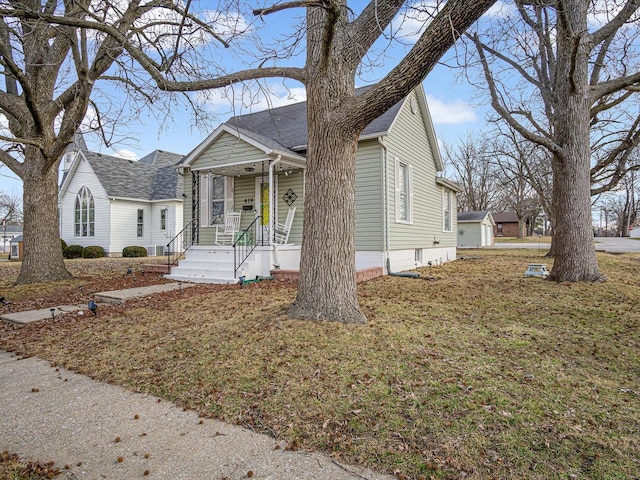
xmin=631 ymin=226 xmax=640 ymax=239
xmin=457 ymin=211 xmax=495 ymax=248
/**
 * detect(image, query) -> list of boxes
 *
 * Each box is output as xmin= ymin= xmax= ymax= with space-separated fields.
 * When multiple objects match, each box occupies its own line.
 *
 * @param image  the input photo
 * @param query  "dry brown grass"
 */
xmin=1 ymin=249 xmax=639 ymax=480
xmin=0 ymin=451 xmax=61 ymax=480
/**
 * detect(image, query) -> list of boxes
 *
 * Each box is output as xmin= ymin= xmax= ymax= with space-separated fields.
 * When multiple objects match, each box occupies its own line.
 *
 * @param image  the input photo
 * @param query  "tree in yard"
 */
xmin=0 ymin=1 xmax=231 ymax=284
xmin=0 ymin=188 xmax=21 ymax=223
xmin=137 ymin=0 xmax=500 ymax=323
xmin=492 ymin=128 xmax=548 ymax=238
xmin=7 ymin=0 xmax=498 ymax=322
xmin=444 ymin=132 xmax=499 ymax=212
xmin=467 ymin=0 xmax=640 ymax=282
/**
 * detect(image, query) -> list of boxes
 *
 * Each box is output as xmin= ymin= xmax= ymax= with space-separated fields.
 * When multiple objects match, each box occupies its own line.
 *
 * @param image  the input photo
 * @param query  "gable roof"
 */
xmin=224 ymin=85 xmax=403 ymax=152
xmin=492 ymin=212 xmax=519 ymax=223
xmin=458 ymin=211 xmax=489 ymax=222
xmin=180 ymin=84 xmax=442 ymax=170
xmin=61 ymin=149 xmax=184 ymax=201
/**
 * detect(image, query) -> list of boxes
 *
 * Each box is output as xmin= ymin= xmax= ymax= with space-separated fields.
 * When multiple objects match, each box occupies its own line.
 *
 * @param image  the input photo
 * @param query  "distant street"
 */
xmin=490 ymin=237 xmax=640 ymax=253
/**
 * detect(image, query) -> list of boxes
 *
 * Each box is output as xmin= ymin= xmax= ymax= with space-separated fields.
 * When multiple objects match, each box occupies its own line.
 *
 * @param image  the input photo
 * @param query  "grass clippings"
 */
xmin=1 ymin=250 xmax=639 ymax=480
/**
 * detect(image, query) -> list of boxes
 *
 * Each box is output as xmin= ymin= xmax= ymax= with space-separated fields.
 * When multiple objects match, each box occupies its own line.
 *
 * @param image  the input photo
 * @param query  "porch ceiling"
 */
xmin=191 ymin=158 xmax=305 ymax=178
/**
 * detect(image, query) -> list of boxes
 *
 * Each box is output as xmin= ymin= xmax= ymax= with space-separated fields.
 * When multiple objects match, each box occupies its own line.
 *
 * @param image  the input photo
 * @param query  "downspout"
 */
xmin=379 ymin=136 xmax=419 ymax=279
xmin=269 ymin=155 xmax=282 ymax=267
xmin=379 ymin=137 xmax=391 ymax=274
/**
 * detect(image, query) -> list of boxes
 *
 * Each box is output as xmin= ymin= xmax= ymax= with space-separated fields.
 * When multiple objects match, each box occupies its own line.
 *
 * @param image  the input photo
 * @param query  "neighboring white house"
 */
xmin=631 ymin=226 xmax=640 ymax=239
xmin=59 ymin=139 xmax=184 ymax=257
xmin=167 ymin=84 xmax=460 ymax=283
xmin=1 ymin=224 xmax=22 ymax=253
xmin=457 ymin=211 xmax=495 ymax=248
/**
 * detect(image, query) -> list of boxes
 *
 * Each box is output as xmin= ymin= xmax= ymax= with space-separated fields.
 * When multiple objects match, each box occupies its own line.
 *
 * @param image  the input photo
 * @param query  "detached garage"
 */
xmin=457 ymin=211 xmax=495 ymax=248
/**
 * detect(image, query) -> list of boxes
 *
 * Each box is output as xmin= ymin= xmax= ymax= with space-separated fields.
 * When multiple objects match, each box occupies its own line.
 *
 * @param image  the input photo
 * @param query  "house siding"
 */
xmin=59 ymin=157 xmax=111 ymax=251
xmin=188 ymin=131 xmax=268 ymax=171
xmin=354 ymin=140 xmax=384 ymax=251
xmin=109 ymin=201 xmax=151 ymax=254
xmin=275 ymin=171 xmax=304 ymax=245
xmin=384 ymin=91 xmax=456 ymax=251
xmin=458 ymin=223 xmax=482 ymax=248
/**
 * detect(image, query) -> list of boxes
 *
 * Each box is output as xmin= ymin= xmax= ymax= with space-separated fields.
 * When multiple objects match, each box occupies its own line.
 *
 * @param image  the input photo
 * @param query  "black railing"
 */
xmin=234 ymin=216 xmax=264 ymax=276
xmin=166 ymin=218 xmax=198 ymax=270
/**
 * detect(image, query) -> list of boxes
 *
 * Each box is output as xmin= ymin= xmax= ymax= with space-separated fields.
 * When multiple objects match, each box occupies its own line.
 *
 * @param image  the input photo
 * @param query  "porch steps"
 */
xmin=165 ymin=246 xmax=256 ymax=284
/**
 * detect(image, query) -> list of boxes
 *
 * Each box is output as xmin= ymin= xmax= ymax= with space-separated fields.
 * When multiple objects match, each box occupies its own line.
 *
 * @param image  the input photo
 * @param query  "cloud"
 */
xmin=115 ymin=149 xmax=138 ymax=161
xmin=426 ymin=95 xmax=477 ymax=125
xmin=391 ymin=1 xmax=515 ymax=43
xmin=198 ymin=82 xmax=307 ymax=117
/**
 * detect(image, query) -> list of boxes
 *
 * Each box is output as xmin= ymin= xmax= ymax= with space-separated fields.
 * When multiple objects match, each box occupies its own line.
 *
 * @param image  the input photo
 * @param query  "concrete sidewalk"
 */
xmin=0 ymin=283 xmax=194 ymax=325
xmin=0 ymin=350 xmax=392 ymax=480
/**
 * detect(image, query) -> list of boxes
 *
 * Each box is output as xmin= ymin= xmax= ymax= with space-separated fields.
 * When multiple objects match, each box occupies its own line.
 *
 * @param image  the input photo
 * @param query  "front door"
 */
xmin=256 ymin=177 xmax=276 ymax=244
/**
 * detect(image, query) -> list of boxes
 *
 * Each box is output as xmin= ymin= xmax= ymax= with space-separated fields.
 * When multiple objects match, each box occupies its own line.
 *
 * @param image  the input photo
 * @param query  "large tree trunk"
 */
xmin=547 ymin=0 xmax=603 ymax=282
xmin=288 ymin=77 xmax=366 ymax=324
xmin=16 ymin=148 xmax=71 ymax=284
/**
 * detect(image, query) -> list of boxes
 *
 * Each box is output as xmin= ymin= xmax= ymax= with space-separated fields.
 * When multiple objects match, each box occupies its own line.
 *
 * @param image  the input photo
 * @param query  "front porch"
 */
xmin=165 ymin=243 xmax=302 ymax=284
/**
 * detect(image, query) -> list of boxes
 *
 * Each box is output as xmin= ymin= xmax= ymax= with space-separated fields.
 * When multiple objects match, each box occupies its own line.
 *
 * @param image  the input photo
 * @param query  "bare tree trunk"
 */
xmin=288 ymin=76 xmax=366 ymax=324
xmin=16 ymin=148 xmax=71 ymax=284
xmin=547 ymin=0 xmax=603 ymax=282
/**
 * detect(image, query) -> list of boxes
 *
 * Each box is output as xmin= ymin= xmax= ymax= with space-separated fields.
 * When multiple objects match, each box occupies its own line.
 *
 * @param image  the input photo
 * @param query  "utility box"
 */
xmin=525 ymin=263 xmax=549 ymax=278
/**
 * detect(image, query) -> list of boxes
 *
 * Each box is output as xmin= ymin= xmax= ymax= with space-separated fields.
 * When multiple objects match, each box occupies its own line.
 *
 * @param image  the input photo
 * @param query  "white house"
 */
xmin=59 ymin=139 xmax=184 ymax=257
xmin=457 ymin=211 xmax=495 ymax=248
xmin=166 ymin=84 xmax=460 ymax=283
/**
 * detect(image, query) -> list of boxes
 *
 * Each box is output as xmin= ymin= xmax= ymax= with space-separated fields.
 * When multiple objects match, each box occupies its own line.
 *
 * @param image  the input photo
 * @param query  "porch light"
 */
xmin=245 ymin=167 xmax=255 ymax=172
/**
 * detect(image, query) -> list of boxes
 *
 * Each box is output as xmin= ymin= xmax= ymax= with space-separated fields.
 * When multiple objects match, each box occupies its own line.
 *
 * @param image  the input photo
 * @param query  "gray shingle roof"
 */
xmin=83 ymin=150 xmax=183 ymax=201
xmin=458 ymin=211 xmax=490 ymax=222
xmin=225 ymin=86 xmax=403 ymax=151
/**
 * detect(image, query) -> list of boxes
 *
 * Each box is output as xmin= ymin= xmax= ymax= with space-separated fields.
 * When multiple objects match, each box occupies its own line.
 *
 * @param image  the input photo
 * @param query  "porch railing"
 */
xmin=166 ymin=218 xmax=198 ymax=270
xmin=234 ymin=216 xmax=264 ymax=276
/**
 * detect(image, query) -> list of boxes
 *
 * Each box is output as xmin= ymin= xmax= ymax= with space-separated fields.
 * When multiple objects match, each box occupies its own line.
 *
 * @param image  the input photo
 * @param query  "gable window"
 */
xmin=443 ymin=190 xmax=452 ymax=232
xmin=200 ymin=174 xmax=234 ymax=226
xmin=137 ymin=209 xmax=144 ymax=237
xmin=160 ymin=209 xmax=167 ymax=230
xmin=395 ymin=158 xmax=413 ymax=223
xmin=74 ymin=186 xmax=94 ymax=237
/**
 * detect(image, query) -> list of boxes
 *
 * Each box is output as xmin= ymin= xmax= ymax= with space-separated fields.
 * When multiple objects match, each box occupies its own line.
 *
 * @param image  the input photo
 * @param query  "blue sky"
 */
xmin=0 ymin=0 xmax=497 ymax=202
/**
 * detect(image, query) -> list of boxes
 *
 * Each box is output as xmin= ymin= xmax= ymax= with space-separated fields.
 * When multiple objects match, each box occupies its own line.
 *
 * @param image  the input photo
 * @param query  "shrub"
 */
xmin=122 ymin=246 xmax=147 ymax=258
xmin=63 ymin=244 xmax=84 ymax=259
xmin=61 ymin=239 xmax=67 ymax=250
xmin=83 ymin=245 xmax=105 ymax=258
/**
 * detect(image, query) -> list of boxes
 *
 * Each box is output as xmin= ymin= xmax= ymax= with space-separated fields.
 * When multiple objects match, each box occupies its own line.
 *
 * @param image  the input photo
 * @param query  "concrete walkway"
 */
xmin=0 ymin=351 xmax=391 ymax=480
xmin=0 ymin=283 xmax=194 ymax=325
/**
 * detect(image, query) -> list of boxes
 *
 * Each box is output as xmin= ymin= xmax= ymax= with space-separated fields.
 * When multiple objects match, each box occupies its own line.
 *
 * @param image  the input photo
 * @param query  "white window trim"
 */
xmin=201 ymin=174 xmax=234 ymax=227
xmin=442 ymin=189 xmax=452 ymax=232
xmin=74 ymin=186 xmax=95 ymax=238
xmin=394 ymin=158 xmax=413 ymax=224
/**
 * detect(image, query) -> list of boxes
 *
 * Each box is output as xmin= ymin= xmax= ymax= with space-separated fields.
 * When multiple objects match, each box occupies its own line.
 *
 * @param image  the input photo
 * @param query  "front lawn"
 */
xmin=1 ymin=250 xmax=639 ymax=479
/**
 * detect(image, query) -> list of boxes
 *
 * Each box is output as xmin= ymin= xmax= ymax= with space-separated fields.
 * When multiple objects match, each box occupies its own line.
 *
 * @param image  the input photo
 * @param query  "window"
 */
xmin=209 ymin=176 xmax=225 ymax=225
xmin=137 ymin=209 xmax=144 ymax=237
xmin=443 ymin=190 xmax=452 ymax=232
xmin=395 ymin=159 xmax=413 ymax=223
xmin=160 ymin=209 xmax=167 ymax=230
xmin=200 ymin=174 xmax=233 ymax=226
xmin=74 ymin=186 xmax=94 ymax=237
